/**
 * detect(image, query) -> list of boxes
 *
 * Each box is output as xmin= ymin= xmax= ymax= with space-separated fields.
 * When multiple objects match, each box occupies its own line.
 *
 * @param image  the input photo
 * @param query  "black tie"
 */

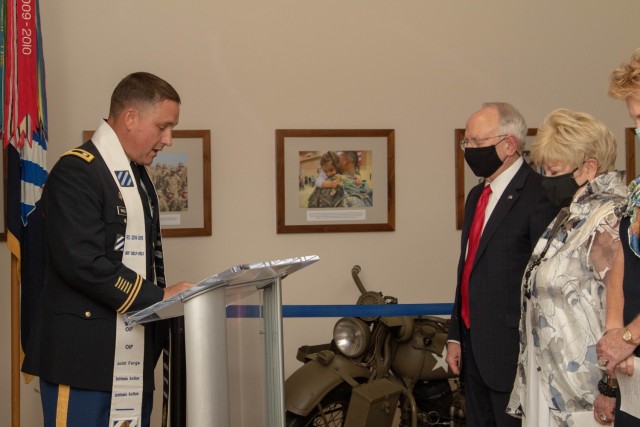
xmin=130 ymin=162 xmax=172 ymax=425
xmin=131 ymin=162 xmax=153 ymax=216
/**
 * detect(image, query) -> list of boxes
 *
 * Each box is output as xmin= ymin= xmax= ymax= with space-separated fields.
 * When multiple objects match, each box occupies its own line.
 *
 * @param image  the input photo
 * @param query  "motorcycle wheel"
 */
xmin=285 ymin=383 xmax=352 ymax=427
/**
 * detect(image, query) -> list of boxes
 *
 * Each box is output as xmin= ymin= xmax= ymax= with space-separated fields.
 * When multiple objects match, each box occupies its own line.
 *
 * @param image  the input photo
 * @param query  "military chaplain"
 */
xmin=22 ymin=72 xmax=193 ymax=427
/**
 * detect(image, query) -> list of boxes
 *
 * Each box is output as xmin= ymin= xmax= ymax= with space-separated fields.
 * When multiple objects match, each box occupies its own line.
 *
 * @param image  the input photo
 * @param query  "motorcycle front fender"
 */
xmin=285 ymin=354 xmax=371 ymax=417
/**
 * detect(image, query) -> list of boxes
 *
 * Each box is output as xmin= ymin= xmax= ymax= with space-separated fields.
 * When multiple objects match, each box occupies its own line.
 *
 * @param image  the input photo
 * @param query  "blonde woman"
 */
xmin=508 ymin=109 xmax=626 ymax=426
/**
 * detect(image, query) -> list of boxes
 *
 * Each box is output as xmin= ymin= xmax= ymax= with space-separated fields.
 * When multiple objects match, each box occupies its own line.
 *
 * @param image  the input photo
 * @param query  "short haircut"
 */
xmin=342 ymin=151 xmax=358 ymax=165
xmin=482 ymin=102 xmax=527 ymax=152
xmin=531 ymin=108 xmax=616 ymax=175
xmin=109 ymin=72 xmax=181 ymax=118
xmin=609 ymin=48 xmax=640 ymax=100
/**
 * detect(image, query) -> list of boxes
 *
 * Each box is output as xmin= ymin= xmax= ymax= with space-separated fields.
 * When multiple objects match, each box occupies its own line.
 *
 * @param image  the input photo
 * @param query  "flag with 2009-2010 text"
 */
xmin=2 ymin=0 xmax=48 ymax=351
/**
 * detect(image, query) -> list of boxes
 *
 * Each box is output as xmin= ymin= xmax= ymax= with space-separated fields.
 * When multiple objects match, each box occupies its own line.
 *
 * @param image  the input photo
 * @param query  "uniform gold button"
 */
xmin=124 ymin=218 xmax=127 ymax=224
xmin=85 ymin=311 xmax=92 ymax=318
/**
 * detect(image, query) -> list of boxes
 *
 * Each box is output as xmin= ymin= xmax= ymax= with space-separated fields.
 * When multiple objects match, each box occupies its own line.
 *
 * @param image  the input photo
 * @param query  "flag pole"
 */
xmin=11 ymin=254 xmax=20 ymax=427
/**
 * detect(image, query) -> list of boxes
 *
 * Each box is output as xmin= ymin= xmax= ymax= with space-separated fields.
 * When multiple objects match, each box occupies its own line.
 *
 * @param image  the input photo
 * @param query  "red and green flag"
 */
xmin=2 ymin=0 xmax=48 ymax=348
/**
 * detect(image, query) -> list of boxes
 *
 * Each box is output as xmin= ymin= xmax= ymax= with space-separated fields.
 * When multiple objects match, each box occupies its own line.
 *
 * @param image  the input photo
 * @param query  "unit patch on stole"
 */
xmin=115 ymin=170 xmax=134 ymax=187
xmin=113 ymin=418 xmax=137 ymax=427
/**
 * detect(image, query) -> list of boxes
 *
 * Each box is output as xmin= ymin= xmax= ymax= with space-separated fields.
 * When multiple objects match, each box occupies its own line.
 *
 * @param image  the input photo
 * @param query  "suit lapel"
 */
xmin=473 ymin=162 xmax=531 ymax=268
xmin=460 ymin=184 xmax=483 ymax=258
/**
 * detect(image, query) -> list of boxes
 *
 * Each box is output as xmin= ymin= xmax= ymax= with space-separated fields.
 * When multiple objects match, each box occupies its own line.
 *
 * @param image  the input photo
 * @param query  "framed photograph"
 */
xmin=454 ymin=128 xmax=537 ymax=230
xmin=625 ymin=127 xmax=637 ymax=183
xmin=83 ymin=129 xmax=212 ymax=237
xmin=276 ymin=129 xmax=395 ymax=233
xmin=0 ymin=146 xmax=6 ymax=241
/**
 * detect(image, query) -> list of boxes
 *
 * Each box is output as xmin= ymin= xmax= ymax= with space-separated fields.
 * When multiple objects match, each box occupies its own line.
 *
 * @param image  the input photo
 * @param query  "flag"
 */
xmin=2 ymin=0 xmax=48 ymax=350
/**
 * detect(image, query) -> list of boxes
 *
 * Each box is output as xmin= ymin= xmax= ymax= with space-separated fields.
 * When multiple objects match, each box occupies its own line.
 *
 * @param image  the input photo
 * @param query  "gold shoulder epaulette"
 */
xmin=62 ymin=148 xmax=95 ymax=163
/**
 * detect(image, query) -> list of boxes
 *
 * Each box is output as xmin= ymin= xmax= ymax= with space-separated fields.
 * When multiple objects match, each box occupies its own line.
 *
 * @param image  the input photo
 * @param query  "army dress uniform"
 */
xmin=23 ymin=140 xmax=167 ymax=397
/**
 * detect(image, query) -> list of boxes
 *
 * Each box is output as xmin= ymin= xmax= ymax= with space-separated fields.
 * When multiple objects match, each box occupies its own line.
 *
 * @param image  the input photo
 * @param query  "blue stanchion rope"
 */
xmin=226 ymin=303 xmax=453 ymax=318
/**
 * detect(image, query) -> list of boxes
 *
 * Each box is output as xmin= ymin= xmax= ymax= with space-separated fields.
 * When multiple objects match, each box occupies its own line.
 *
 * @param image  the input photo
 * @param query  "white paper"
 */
xmin=617 ymin=356 xmax=640 ymax=419
xmin=307 ymin=209 xmax=366 ymax=221
xmin=570 ymin=410 xmax=601 ymax=426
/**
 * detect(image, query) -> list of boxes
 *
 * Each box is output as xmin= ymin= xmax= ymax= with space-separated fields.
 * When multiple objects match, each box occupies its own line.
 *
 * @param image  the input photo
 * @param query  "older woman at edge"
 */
xmin=597 ymin=47 xmax=640 ymax=427
xmin=507 ymin=108 xmax=626 ymax=426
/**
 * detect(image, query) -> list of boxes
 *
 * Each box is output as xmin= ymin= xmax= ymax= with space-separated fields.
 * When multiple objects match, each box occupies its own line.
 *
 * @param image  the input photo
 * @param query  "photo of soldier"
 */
xmin=298 ymin=150 xmax=373 ymax=208
xmin=149 ymin=153 xmax=189 ymax=212
xmin=179 ymin=188 xmax=189 ymax=210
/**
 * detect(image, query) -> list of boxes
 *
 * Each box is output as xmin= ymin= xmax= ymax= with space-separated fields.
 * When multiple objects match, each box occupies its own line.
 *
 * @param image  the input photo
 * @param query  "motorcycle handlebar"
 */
xmin=351 ymin=265 xmax=368 ymax=295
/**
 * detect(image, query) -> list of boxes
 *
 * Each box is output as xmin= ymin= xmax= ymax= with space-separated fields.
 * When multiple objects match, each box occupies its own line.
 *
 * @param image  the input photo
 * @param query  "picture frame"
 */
xmin=83 ymin=129 xmax=212 ymax=237
xmin=454 ymin=128 xmax=538 ymax=230
xmin=625 ymin=127 xmax=637 ymax=183
xmin=276 ymin=129 xmax=395 ymax=233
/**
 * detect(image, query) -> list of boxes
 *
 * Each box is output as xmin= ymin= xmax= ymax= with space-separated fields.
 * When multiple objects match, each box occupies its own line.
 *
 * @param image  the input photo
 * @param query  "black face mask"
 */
xmin=464 ymin=144 xmax=504 ymax=178
xmin=540 ymin=168 xmax=585 ymax=208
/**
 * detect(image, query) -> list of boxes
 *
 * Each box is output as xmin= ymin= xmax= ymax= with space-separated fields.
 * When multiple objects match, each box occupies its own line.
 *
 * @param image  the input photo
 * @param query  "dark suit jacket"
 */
xmin=448 ymin=161 xmax=558 ymax=392
xmin=22 ymin=140 xmax=167 ymax=392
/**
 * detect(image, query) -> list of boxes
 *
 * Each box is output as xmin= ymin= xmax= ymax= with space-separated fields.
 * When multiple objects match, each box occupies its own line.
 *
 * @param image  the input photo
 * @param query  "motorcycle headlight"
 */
xmin=333 ymin=317 xmax=371 ymax=358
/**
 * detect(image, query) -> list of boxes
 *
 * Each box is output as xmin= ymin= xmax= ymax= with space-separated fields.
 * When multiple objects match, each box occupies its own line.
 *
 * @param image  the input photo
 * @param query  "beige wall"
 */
xmin=2 ymin=0 xmax=640 ymax=424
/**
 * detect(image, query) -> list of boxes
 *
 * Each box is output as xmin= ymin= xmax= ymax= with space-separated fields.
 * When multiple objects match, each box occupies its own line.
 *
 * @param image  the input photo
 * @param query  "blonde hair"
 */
xmin=609 ymin=48 xmax=640 ymax=100
xmin=531 ymin=108 xmax=616 ymax=175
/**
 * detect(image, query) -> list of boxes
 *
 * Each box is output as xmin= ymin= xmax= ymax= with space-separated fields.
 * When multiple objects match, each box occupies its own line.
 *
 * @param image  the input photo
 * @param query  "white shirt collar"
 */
xmin=486 ymin=156 xmax=523 ymax=198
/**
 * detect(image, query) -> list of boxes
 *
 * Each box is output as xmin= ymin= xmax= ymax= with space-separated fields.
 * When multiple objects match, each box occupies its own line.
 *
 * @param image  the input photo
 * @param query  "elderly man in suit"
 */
xmin=446 ymin=102 xmax=558 ymax=426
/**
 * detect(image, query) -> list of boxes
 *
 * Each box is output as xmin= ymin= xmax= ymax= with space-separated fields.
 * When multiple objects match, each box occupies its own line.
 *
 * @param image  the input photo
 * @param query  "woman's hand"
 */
xmin=593 ymin=394 xmax=616 ymax=425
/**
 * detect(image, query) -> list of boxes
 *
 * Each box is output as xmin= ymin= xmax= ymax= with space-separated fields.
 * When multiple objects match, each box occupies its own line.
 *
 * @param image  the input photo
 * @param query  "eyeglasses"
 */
xmin=459 ymin=134 xmax=508 ymax=151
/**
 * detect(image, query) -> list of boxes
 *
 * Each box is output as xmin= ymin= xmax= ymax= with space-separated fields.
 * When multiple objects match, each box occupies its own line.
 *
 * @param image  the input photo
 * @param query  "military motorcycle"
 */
xmin=284 ymin=265 xmax=465 ymax=427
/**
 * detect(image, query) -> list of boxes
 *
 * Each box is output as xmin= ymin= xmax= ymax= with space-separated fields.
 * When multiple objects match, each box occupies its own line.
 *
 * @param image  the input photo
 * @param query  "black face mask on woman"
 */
xmin=540 ymin=168 xmax=586 ymax=208
xmin=463 ymin=144 xmax=505 ymax=178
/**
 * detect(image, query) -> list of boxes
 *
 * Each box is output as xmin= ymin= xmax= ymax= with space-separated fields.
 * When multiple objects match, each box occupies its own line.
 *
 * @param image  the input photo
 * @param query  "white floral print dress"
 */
xmin=507 ymin=171 xmax=626 ymax=427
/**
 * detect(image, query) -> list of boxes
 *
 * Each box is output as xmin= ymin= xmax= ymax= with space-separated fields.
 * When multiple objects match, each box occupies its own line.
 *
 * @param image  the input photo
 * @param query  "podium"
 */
xmin=124 ymin=255 xmax=319 ymax=427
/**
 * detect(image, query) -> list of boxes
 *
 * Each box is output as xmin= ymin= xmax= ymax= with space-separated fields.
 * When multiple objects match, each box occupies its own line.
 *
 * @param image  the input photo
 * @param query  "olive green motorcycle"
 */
xmin=284 ymin=266 xmax=466 ymax=427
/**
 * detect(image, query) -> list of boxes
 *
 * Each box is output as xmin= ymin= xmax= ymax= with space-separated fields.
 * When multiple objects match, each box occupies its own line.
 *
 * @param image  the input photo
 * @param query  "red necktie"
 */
xmin=461 ymin=184 xmax=492 ymax=328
